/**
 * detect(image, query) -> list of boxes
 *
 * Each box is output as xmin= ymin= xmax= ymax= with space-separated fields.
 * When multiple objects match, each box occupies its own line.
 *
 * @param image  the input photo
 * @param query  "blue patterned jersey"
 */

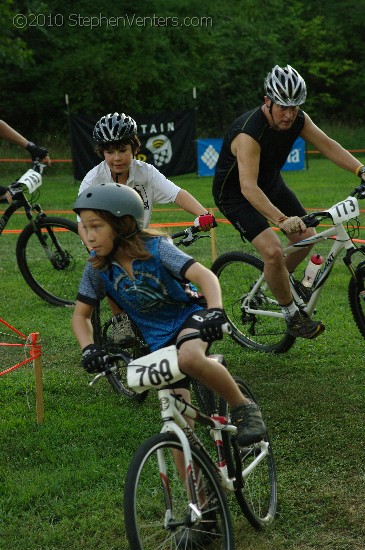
xmin=76 ymin=236 xmax=202 ymax=350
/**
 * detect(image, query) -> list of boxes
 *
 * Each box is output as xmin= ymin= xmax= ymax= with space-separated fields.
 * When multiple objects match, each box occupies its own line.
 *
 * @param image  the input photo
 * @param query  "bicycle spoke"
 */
xmin=211 ymin=251 xmax=295 ymax=352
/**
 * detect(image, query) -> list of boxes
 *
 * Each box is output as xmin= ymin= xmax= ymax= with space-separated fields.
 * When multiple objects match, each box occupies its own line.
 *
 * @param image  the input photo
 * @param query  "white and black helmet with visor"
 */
xmin=93 ymin=112 xmax=137 ymax=144
xmin=264 ymin=65 xmax=307 ymax=107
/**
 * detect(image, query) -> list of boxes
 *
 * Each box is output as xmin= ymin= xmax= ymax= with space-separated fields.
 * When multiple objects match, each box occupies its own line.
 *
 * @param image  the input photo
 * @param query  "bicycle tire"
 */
xmin=124 ymin=432 xmax=235 ymax=550
xmin=16 ymin=216 xmax=87 ymax=307
xmin=211 ymin=251 xmax=295 ymax=353
xmin=219 ymin=376 xmax=277 ymax=529
xmin=91 ymin=303 xmax=149 ymax=403
xmin=348 ymin=263 xmax=365 ymax=338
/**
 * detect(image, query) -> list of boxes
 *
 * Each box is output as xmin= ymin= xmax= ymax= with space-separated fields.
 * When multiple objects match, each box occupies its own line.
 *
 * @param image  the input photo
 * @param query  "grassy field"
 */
xmin=1 ymin=156 xmax=365 ymax=549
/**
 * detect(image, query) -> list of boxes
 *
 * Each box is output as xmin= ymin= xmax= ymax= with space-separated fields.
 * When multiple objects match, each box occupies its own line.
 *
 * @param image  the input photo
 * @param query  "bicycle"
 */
xmin=89 ymin=335 xmax=277 ymax=549
xmin=211 ymin=181 xmax=365 ymax=353
xmin=0 ymin=160 xmax=87 ymax=307
xmin=90 ymin=224 xmax=211 ymax=399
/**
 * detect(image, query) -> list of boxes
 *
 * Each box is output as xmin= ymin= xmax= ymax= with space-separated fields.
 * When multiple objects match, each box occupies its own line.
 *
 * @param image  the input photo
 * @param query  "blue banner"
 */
xmin=197 ymin=138 xmax=223 ymax=176
xmin=282 ymin=137 xmax=305 ymax=171
xmin=198 ymin=136 xmax=305 ymax=176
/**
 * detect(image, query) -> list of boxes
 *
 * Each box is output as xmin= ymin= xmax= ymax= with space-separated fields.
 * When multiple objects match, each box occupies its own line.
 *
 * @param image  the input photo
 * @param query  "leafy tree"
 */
xmin=0 ymin=0 xmax=364 ymax=141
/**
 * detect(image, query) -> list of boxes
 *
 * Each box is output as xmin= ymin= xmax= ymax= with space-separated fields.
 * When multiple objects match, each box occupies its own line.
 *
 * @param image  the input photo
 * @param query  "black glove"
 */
xmin=193 ymin=308 xmax=226 ymax=342
xmin=0 ymin=185 xmax=8 ymax=195
xmin=26 ymin=141 xmax=49 ymax=161
xmin=82 ymin=344 xmax=109 ymax=373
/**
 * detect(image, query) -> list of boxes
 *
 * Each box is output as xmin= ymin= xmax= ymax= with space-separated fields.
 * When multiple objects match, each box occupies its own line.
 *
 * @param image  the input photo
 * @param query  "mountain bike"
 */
xmin=91 ymin=225 xmax=211 ymax=398
xmin=89 ymin=338 xmax=277 ymax=549
xmin=211 ymin=181 xmax=365 ymax=353
xmin=0 ymin=160 xmax=87 ymax=307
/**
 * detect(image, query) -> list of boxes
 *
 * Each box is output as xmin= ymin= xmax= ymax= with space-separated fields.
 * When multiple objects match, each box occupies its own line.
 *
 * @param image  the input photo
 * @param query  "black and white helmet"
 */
xmin=93 ymin=112 xmax=137 ymax=143
xmin=264 ymin=65 xmax=307 ymax=106
xmin=73 ymin=183 xmax=145 ymax=230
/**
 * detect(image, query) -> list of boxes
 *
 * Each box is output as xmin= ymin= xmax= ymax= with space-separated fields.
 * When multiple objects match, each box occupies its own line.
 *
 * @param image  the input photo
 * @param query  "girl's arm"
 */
xmin=72 ymin=300 xmax=95 ymax=349
xmin=184 ymin=262 xmax=223 ymax=309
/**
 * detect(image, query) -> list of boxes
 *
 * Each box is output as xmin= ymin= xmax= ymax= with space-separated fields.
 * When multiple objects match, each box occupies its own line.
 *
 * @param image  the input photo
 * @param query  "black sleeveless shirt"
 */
xmin=213 ymin=106 xmax=305 ymax=204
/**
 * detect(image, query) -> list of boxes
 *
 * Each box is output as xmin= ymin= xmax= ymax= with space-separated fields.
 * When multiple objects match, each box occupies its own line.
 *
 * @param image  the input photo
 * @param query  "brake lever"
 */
xmin=179 ymin=233 xmax=211 ymax=246
xmin=88 ymin=365 xmax=118 ymax=386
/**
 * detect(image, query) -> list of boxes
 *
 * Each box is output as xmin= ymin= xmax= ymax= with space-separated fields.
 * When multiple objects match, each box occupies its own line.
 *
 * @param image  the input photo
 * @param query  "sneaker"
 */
xmin=231 ymin=401 xmax=266 ymax=447
xmin=286 ymin=310 xmax=325 ymax=339
xmin=111 ymin=313 xmax=135 ymax=343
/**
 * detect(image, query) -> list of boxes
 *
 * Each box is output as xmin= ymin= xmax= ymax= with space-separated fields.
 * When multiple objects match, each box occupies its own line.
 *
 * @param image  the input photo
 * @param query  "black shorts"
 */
xmin=165 ymin=310 xmax=206 ymax=391
xmin=216 ymin=181 xmax=307 ymax=242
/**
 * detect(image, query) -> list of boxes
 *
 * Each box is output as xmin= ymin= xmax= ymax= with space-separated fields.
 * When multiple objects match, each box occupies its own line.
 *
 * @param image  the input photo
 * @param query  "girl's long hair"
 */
xmin=88 ymin=210 xmax=165 ymax=269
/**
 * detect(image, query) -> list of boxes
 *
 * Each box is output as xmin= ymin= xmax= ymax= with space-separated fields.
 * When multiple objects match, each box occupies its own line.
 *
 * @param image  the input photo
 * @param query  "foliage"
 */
xmin=1 ymin=1 xmax=365 ymax=140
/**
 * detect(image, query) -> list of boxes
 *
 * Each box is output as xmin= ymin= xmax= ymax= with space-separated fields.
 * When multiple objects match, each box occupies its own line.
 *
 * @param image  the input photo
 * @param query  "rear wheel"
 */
xmin=91 ymin=302 xmax=149 ymax=402
xmin=220 ymin=376 xmax=277 ymax=529
xmin=16 ymin=216 xmax=86 ymax=307
xmin=348 ymin=262 xmax=365 ymax=338
xmin=211 ymin=251 xmax=295 ymax=353
xmin=124 ymin=433 xmax=235 ymax=549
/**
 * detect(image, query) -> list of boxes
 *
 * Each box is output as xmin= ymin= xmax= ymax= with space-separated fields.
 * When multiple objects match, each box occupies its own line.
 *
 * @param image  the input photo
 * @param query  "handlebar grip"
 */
xmin=301 ymin=213 xmax=321 ymax=228
xmin=222 ymin=322 xmax=232 ymax=335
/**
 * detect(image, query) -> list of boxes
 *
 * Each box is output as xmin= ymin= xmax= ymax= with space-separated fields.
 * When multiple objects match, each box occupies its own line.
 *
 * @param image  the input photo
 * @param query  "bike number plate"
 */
xmin=326 ymin=196 xmax=359 ymax=224
xmin=18 ymin=169 xmax=42 ymax=194
xmin=127 ymin=345 xmax=185 ymax=393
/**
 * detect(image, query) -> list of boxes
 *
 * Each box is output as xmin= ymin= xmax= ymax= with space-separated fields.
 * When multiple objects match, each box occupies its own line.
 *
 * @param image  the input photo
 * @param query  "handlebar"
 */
xmin=170 ymin=220 xmax=217 ymax=247
xmin=88 ymin=322 xmax=232 ymax=387
xmin=300 ymin=183 xmax=365 ymax=229
xmin=7 ymin=160 xmax=46 ymax=197
xmin=170 ymin=225 xmax=201 ymax=239
xmin=351 ymin=182 xmax=365 ymax=199
xmin=88 ymin=352 xmax=132 ymax=386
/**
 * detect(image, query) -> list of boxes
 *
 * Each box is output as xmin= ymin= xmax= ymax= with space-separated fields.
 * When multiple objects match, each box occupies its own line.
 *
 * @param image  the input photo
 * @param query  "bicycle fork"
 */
xmin=158 ymin=421 xmax=203 ymax=528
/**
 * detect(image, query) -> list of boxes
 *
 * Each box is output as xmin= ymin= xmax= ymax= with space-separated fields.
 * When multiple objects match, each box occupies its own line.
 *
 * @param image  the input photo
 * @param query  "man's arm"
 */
xmin=300 ymin=115 xmax=363 ymax=174
xmin=232 ymin=133 xmax=288 ymax=225
xmin=0 ymin=120 xmax=51 ymax=164
xmin=0 ymin=120 xmax=28 ymax=147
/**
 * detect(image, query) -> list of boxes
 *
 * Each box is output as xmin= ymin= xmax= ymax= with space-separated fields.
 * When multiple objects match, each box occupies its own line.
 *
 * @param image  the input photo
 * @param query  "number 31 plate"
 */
xmin=127 ymin=345 xmax=185 ymax=393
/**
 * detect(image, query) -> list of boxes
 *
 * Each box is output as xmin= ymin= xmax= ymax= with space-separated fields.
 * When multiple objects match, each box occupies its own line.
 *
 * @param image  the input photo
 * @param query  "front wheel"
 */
xmin=220 ymin=376 xmax=277 ymax=529
xmin=124 ymin=433 xmax=235 ymax=549
xmin=16 ymin=216 xmax=87 ymax=307
xmin=211 ymin=251 xmax=295 ymax=353
xmin=348 ymin=263 xmax=365 ymax=337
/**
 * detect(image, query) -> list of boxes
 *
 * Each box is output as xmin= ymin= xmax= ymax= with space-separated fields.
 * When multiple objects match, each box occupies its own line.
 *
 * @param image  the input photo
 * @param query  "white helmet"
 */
xmin=264 ymin=65 xmax=307 ymax=106
xmin=93 ymin=112 xmax=137 ymax=143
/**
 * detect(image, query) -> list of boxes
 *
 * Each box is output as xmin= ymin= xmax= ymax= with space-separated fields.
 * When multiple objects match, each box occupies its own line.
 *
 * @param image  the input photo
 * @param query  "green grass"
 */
xmin=1 ymin=157 xmax=365 ymax=549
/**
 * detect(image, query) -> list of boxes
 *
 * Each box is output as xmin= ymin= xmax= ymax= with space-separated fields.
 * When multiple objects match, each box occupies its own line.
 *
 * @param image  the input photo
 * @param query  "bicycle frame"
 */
xmin=243 ymin=221 xmax=360 ymax=320
xmin=287 ymin=222 xmax=358 ymax=315
xmin=0 ymin=193 xmax=42 ymax=234
xmin=157 ymin=388 xmax=270 ymax=519
xmin=91 ymin=346 xmax=270 ymax=521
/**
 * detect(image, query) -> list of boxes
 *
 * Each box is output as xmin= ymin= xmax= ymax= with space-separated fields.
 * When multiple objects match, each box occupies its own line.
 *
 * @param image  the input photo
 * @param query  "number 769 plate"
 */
xmin=127 ymin=345 xmax=185 ymax=393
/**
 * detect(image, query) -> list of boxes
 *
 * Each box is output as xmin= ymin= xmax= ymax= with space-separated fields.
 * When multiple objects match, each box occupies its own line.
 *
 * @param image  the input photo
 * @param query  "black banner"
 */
xmin=69 ymin=109 xmax=197 ymax=181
